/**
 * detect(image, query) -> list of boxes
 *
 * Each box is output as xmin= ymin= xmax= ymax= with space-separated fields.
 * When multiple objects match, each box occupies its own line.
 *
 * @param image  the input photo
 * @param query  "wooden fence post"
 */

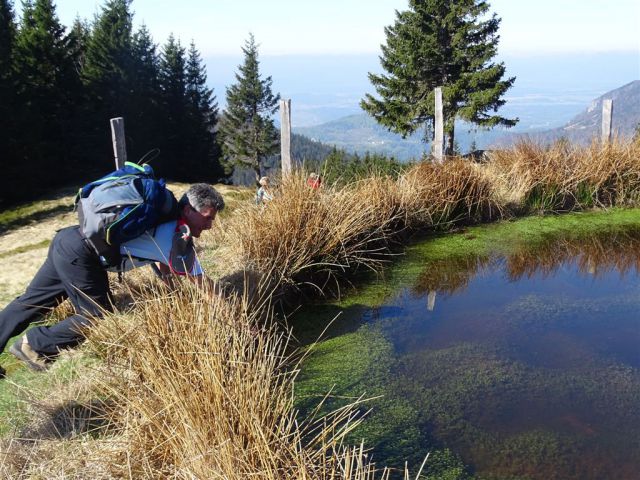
xmin=601 ymin=99 xmax=613 ymax=144
xmin=280 ymin=99 xmax=292 ymax=175
xmin=433 ymin=87 xmax=444 ymax=162
xmin=110 ymin=117 xmax=127 ymax=169
xmin=427 ymin=290 xmax=436 ymax=311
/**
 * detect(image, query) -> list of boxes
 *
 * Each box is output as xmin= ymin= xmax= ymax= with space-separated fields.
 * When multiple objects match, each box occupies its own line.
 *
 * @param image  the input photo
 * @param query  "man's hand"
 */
xmin=158 ymin=262 xmax=176 ymax=288
xmin=157 ymin=262 xmax=221 ymax=296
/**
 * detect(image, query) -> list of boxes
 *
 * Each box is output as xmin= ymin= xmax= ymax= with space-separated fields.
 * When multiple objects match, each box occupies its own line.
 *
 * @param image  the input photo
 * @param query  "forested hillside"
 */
xmin=232 ymin=132 xmax=404 ymax=186
xmin=232 ymin=133 xmax=340 ymax=185
xmin=0 ymin=0 xmax=223 ymax=206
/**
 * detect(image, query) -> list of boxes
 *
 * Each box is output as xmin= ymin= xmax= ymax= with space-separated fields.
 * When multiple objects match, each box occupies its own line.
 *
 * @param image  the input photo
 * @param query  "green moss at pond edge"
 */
xmin=325 ymin=208 xmax=640 ymax=311
xmin=292 ymin=208 xmax=640 ymax=478
xmin=411 ymin=208 xmax=640 ymax=260
xmin=295 ymin=324 xmax=470 ymax=477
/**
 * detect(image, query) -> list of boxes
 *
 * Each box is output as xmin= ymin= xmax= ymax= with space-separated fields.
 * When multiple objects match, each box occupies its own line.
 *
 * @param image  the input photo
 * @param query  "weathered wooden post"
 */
xmin=280 ymin=99 xmax=292 ymax=175
xmin=427 ymin=290 xmax=437 ymax=311
xmin=110 ymin=117 xmax=127 ymax=169
xmin=433 ymin=87 xmax=444 ymax=162
xmin=587 ymin=257 xmax=596 ymax=275
xmin=601 ymin=99 xmax=613 ymax=144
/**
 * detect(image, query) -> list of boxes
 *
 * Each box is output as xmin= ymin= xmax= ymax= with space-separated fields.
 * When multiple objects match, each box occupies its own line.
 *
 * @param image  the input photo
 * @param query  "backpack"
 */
xmin=75 ymin=161 xmax=179 ymax=267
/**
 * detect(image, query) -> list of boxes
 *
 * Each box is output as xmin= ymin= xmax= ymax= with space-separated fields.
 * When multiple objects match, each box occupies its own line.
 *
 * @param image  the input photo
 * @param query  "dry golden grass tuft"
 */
xmin=484 ymin=138 xmax=640 ymax=211
xmin=399 ymin=157 xmax=500 ymax=227
xmin=75 ymin=281 xmax=403 ymax=479
xmin=221 ymin=173 xmax=402 ymax=289
xmin=222 ymin=159 xmax=501 ymax=291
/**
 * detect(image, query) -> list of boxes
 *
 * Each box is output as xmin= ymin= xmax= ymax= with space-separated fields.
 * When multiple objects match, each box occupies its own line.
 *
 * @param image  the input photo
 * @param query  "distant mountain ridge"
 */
xmin=500 ymin=80 xmax=640 ymax=145
xmin=294 ymin=114 xmax=426 ymax=160
xmin=293 ymin=80 xmax=640 ymax=158
xmin=294 ymin=114 xmax=508 ymax=160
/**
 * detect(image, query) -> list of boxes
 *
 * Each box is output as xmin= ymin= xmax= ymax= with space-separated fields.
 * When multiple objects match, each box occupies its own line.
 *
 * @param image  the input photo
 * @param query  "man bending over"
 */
xmin=0 ymin=183 xmax=224 ymax=375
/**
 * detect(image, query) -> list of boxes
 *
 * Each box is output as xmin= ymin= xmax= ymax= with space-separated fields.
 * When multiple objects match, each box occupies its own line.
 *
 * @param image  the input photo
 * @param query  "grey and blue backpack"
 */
xmin=75 ymin=162 xmax=179 ymax=267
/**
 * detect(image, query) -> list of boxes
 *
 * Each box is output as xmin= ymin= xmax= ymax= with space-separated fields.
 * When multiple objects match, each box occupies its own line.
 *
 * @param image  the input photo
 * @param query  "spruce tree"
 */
xmin=83 ymin=0 xmax=133 ymax=105
xmin=0 ymin=0 xmax=15 ymax=93
xmin=0 ymin=0 xmax=16 ymax=205
xmin=82 ymin=0 xmax=133 ymax=157
xmin=157 ymin=34 xmax=187 ymax=176
xmin=129 ymin=24 xmax=161 ymax=161
xmin=12 ymin=0 xmax=81 ymax=191
xmin=219 ymin=34 xmax=280 ymax=180
xmin=60 ymin=16 xmax=91 ymax=166
xmin=184 ymin=41 xmax=222 ymax=180
xmin=68 ymin=16 xmax=90 ymax=75
xmin=361 ymin=0 xmax=517 ymax=155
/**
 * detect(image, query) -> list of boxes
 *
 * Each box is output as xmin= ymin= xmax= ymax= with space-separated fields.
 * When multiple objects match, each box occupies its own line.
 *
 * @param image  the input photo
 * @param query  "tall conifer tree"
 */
xmin=184 ymin=41 xmax=222 ymax=180
xmin=83 ymin=0 xmax=133 ymax=106
xmin=82 ymin=0 xmax=133 ymax=158
xmin=219 ymin=34 xmax=280 ymax=180
xmin=0 ymin=1 xmax=16 ymax=130
xmin=0 ymin=0 xmax=17 ymax=205
xmin=61 ymin=15 xmax=90 ymax=165
xmin=361 ymin=0 xmax=517 ymax=155
xmin=129 ymin=24 xmax=161 ymax=160
xmin=68 ymin=16 xmax=90 ymax=75
xmin=0 ymin=0 xmax=15 ymax=93
xmin=12 ymin=0 xmax=81 ymax=189
xmin=157 ymin=34 xmax=187 ymax=176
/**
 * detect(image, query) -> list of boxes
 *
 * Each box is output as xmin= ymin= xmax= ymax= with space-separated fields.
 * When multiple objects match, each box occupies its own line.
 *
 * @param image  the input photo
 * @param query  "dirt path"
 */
xmin=0 ymin=192 xmax=77 ymax=306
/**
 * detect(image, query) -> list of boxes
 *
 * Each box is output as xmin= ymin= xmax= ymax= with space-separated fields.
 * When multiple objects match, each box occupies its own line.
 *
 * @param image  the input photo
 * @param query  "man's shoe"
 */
xmin=0 ymin=366 xmax=5 ymax=379
xmin=9 ymin=336 xmax=48 ymax=372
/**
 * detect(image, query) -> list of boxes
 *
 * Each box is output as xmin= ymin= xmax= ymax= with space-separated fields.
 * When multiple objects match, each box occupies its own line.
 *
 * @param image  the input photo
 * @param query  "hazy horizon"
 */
xmin=14 ymin=1 xmax=637 ymax=131
xmin=205 ymin=50 xmax=639 ymax=129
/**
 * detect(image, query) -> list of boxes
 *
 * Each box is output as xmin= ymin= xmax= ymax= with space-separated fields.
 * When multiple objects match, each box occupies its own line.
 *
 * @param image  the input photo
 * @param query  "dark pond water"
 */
xmin=296 ymin=224 xmax=640 ymax=480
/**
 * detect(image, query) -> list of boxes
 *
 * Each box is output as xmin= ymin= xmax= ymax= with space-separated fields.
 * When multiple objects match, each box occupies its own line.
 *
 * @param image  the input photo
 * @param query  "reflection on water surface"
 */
xmin=298 ymin=226 xmax=640 ymax=480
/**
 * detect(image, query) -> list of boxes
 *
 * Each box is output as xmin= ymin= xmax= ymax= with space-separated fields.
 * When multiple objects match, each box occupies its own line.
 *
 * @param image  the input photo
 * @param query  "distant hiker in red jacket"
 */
xmin=307 ymin=172 xmax=321 ymax=189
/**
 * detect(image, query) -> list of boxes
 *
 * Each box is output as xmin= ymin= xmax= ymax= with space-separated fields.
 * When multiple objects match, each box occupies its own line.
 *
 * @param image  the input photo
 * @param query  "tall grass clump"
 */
xmin=573 ymin=139 xmax=640 ymax=207
xmin=221 ymin=173 xmax=404 ymax=289
xmin=222 ymin=161 xmax=500 ymax=291
xmin=80 ymin=282 xmax=404 ymax=479
xmin=1 ymin=283 xmax=426 ymax=478
xmin=485 ymin=138 xmax=640 ymax=212
xmin=398 ymin=158 xmax=500 ymax=228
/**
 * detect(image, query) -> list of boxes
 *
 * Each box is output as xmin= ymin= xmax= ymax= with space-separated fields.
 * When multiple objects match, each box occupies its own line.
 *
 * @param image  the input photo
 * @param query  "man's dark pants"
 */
xmin=0 ymin=226 xmax=112 ymax=356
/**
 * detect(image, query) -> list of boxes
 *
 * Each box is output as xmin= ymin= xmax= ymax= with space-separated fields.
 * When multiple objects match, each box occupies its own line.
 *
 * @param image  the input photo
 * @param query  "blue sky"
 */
xmin=16 ymin=0 xmax=638 ymax=127
xmin=34 ymin=0 xmax=640 ymax=56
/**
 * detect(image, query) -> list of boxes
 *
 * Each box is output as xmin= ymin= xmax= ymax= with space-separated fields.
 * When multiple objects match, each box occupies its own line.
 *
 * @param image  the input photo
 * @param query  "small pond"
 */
xmin=294 ymin=212 xmax=640 ymax=480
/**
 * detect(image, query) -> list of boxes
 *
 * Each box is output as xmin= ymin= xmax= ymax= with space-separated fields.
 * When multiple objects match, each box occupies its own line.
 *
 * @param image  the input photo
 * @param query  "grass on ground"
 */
xmin=2 ymin=139 xmax=640 ymax=478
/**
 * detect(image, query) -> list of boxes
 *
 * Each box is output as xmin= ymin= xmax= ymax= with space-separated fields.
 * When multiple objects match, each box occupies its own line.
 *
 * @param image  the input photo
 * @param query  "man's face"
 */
xmin=184 ymin=205 xmax=216 ymax=237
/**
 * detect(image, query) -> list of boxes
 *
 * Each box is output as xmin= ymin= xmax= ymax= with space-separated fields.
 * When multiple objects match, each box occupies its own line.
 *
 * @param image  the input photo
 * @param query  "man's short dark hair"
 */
xmin=179 ymin=183 xmax=225 ymax=212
